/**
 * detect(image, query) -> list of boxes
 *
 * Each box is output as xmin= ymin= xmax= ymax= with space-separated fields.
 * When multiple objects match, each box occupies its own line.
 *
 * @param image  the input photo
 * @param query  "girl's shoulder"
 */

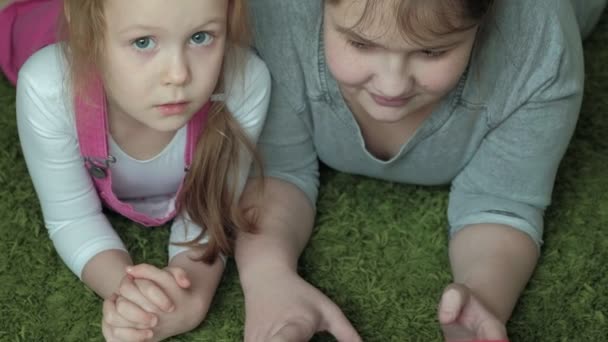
xmin=224 ymin=48 xmax=271 ymax=121
xmin=17 ymin=43 xmax=76 ymax=130
xmin=227 ymin=48 xmax=270 ymax=89
xmin=249 ymin=0 xmax=320 ymax=36
xmin=249 ymin=0 xmax=320 ymax=78
xmin=463 ymin=0 xmax=585 ymax=111
xmin=491 ymin=0 xmax=591 ymax=37
xmin=18 ymin=43 xmax=69 ymax=94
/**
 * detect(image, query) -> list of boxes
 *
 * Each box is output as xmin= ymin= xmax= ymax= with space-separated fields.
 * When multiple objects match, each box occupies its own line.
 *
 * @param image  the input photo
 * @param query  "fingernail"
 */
xmin=150 ymin=316 xmax=158 ymax=327
xmin=146 ymin=330 xmax=154 ymax=339
xmin=126 ymin=266 xmax=133 ymax=273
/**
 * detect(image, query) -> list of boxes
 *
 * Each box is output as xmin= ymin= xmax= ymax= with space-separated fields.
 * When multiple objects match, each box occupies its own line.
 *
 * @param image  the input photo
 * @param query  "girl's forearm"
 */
xmin=81 ymin=249 xmax=133 ymax=299
xmin=168 ymin=251 xmax=223 ymax=304
xmin=235 ymin=178 xmax=316 ymax=285
xmin=449 ymin=223 xmax=539 ymax=322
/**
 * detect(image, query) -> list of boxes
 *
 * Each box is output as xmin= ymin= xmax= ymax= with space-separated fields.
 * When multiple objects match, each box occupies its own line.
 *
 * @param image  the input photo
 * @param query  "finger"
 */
xmin=103 ymin=296 xmax=127 ymax=327
xmin=479 ymin=321 xmax=509 ymax=341
xmin=127 ymin=264 xmax=177 ymax=289
xmin=111 ymin=326 xmax=154 ymax=342
xmin=134 ymin=278 xmax=176 ymax=312
xmin=269 ymin=322 xmax=315 ymax=342
xmin=164 ymin=266 xmax=191 ymax=289
xmin=319 ymin=302 xmax=362 ymax=342
xmin=123 ymin=265 xmax=176 ymax=313
xmin=118 ymin=276 xmax=167 ymax=313
xmin=102 ymin=317 xmax=117 ymax=342
xmin=114 ymin=295 xmax=159 ymax=328
xmin=104 ymin=295 xmax=156 ymax=330
xmin=438 ymin=283 xmax=470 ymax=324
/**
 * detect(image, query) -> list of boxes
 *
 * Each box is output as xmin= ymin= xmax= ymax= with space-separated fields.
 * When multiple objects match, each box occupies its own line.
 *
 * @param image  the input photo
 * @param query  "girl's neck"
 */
xmin=107 ymin=105 xmax=177 ymax=161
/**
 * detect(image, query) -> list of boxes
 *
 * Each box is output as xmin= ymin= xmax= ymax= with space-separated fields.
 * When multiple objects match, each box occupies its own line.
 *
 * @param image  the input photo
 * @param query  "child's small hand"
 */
xmin=126 ymin=263 xmax=215 ymax=341
xmin=101 ymin=265 xmax=191 ymax=341
xmin=439 ymin=283 xmax=508 ymax=342
xmin=101 ymin=293 xmax=155 ymax=342
xmin=118 ymin=267 xmax=185 ymax=314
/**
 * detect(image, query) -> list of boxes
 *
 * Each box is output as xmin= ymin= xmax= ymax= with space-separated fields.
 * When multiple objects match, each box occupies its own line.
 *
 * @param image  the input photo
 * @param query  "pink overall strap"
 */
xmin=75 ymin=78 xmax=211 ymax=227
xmin=185 ymin=102 xmax=212 ymax=166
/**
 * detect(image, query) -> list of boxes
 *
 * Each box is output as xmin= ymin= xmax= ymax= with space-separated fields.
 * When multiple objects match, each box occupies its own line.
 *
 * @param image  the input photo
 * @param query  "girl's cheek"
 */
xmin=327 ymin=50 xmax=370 ymax=86
xmin=416 ymin=60 xmax=467 ymax=94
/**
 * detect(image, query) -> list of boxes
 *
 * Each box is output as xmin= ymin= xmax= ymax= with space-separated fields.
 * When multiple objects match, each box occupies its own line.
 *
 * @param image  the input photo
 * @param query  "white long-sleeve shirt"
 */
xmin=16 ymin=44 xmax=271 ymax=278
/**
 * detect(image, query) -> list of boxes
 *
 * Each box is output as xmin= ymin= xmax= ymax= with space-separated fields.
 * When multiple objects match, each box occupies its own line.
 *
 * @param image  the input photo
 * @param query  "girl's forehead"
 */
xmin=327 ymin=0 xmax=398 ymax=36
xmin=103 ymin=0 xmax=228 ymax=25
xmin=327 ymin=0 xmax=477 ymax=45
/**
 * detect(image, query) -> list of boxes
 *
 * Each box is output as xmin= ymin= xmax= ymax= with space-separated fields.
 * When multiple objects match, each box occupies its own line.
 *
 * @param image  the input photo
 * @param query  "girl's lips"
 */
xmin=156 ymin=102 xmax=190 ymax=116
xmin=371 ymin=93 xmax=414 ymax=108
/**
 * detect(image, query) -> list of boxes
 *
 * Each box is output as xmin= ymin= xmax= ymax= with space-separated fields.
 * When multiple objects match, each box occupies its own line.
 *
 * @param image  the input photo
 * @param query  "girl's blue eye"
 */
xmin=132 ymin=37 xmax=156 ymax=51
xmin=190 ymin=32 xmax=214 ymax=46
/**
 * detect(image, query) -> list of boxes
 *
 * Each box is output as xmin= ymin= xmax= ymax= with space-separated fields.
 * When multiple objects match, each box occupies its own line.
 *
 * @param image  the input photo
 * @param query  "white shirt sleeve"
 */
xmin=16 ymin=45 xmax=126 ymax=279
xmin=168 ymin=49 xmax=271 ymax=261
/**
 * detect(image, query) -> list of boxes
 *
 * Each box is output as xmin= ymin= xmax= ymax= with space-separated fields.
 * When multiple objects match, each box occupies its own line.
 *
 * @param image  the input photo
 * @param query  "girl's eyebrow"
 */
xmin=118 ymin=24 xmax=161 ymax=34
xmin=118 ymin=18 xmax=225 ymax=35
xmin=334 ymin=25 xmax=379 ymax=46
xmin=335 ymin=24 xmax=467 ymax=50
xmin=419 ymin=40 xmax=463 ymax=50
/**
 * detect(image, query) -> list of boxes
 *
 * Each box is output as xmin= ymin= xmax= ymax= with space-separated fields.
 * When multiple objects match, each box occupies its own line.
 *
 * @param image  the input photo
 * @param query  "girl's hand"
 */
xmin=102 ymin=293 xmax=155 ymax=342
xmin=241 ymin=266 xmax=361 ymax=342
xmin=101 ymin=265 xmax=190 ymax=342
xmin=124 ymin=264 xmax=210 ymax=342
xmin=439 ymin=283 xmax=509 ymax=342
xmin=117 ymin=269 xmax=181 ymax=315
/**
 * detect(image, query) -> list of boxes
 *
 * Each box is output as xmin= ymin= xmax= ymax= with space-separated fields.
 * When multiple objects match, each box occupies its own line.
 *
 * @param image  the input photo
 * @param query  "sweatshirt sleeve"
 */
xmin=448 ymin=11 xmax=585 ymax=248
xmin=16 ymin=45 xmax=126 ymax=279
xmin=248 ymin=0 xmax=321 ymax=207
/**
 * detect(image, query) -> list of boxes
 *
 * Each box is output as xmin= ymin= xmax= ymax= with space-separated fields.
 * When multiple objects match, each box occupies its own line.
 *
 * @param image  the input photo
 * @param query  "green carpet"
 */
xmin=1 ymin=13 xmax=607 ymax=342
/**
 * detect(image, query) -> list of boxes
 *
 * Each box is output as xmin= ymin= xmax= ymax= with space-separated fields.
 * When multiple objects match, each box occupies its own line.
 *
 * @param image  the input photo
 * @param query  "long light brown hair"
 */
xmin=61 ymin=0 xmax=261 ymax=263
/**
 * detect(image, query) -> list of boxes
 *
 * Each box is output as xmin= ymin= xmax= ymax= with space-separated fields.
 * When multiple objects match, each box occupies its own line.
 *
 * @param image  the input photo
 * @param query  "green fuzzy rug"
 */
xmin=1 ymin=13 xmax=607 ymax=342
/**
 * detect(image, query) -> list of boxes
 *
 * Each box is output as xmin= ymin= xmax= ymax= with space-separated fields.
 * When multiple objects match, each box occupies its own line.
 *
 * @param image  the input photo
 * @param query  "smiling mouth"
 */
xmin=371 ymin=94 xmax=414 ymax=108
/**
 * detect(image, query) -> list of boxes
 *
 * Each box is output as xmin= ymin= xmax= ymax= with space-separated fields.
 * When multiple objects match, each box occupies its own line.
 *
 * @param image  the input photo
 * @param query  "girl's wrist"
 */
xmin=238 ymin=256 xmax=298 ymax=291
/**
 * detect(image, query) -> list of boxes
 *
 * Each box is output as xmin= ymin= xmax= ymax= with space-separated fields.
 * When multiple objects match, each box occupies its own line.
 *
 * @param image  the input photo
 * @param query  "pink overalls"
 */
xmin=0 ymin=0 xmax=62 ymax=86
xmin=1 ymin=0 xmax=211 ymax=226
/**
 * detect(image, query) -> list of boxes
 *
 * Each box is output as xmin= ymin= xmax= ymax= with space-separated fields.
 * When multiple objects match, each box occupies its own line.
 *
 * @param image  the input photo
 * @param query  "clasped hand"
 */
xmin=101 ymin=264 xmax=205 ymax=342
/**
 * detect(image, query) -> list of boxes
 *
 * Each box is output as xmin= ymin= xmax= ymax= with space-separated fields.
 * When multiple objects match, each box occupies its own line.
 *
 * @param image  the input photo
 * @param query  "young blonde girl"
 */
xmin=1 ymin=0 xmax=270 ymax=340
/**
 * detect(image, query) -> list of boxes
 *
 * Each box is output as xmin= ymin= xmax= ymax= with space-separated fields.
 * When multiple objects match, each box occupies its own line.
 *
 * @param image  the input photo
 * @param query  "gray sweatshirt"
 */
xmin=249 ymin=0 xmax=606 ymax=247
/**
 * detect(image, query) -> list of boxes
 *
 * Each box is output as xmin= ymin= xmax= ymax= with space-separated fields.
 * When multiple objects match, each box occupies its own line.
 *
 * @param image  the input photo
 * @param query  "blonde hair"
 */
xmin=61 ymin=0 xmax=261 ymax=263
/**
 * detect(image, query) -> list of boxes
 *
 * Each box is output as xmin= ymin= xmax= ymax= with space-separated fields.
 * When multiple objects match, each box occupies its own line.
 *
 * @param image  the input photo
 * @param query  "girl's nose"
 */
xmin=373 ymin=54 xmax=414 ymax=97
xmin=163 ymin=52 xmax=191 ymax=86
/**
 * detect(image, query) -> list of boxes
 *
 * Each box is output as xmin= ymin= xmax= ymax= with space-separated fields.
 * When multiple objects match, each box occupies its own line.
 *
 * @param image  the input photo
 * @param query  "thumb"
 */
xmin=438 ymin=283 xmax=470 ymax=324
xmin=320 ymin=301 xmax=362 ymax=342
xmin=269 ymin=322 xmax=315 ymax=342
xmin=165 ymin=266 xmax=191 ymax=289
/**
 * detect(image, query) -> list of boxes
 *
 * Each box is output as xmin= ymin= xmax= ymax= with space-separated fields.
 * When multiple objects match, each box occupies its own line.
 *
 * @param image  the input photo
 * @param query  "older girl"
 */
xmin=231 ymin=0 xmax=607 ymax=341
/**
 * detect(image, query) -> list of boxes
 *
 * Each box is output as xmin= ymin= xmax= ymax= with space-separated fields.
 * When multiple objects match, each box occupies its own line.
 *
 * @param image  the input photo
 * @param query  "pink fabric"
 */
xmin=75 ymin=79 xmax=211 ymax=227
xmin=0 ymin=0 xmax=63 ymax=85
